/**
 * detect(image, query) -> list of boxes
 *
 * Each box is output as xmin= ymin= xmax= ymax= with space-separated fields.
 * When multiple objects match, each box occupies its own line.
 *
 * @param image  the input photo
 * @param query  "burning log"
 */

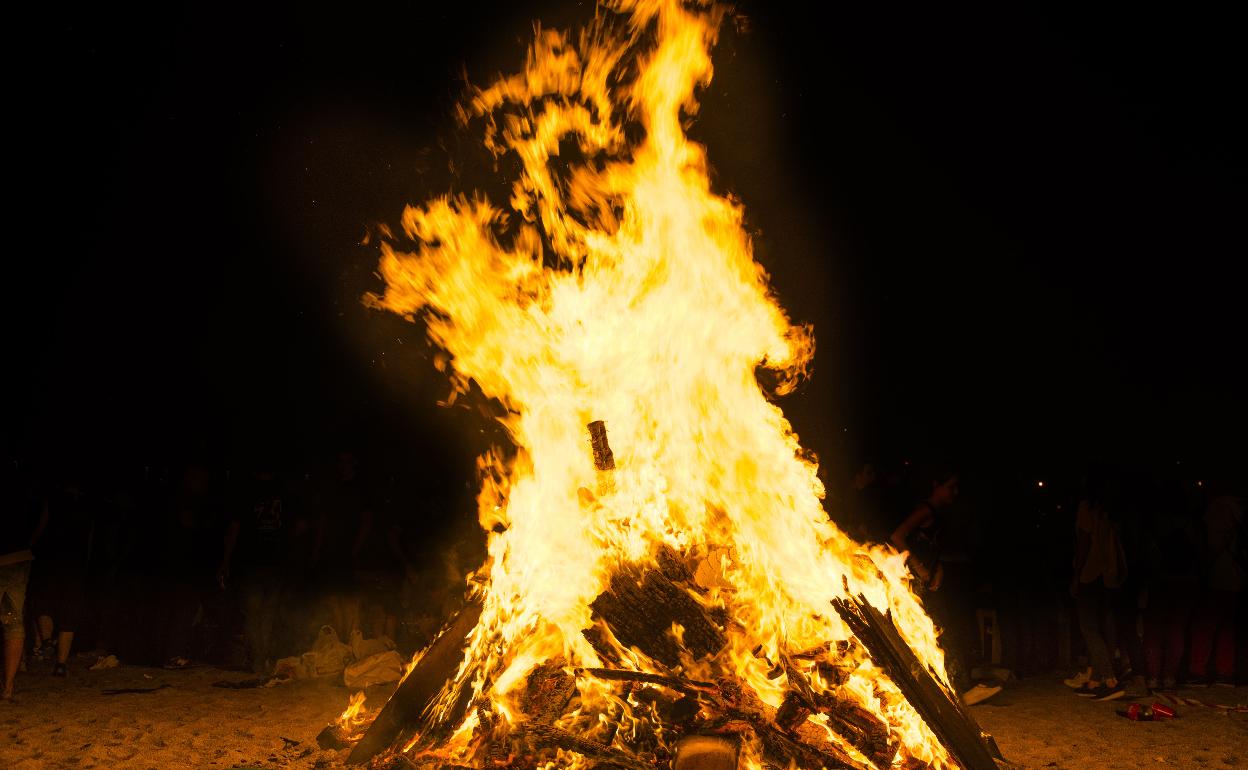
xmin=348 ymin=599 xmax=484 ymax=765
xmin=588 ymin=559 xmax=727 ymax=669
xmin=526 ymin=724 xmax=657 ymax=770
xmin=522 ymin=661 xmax=578 ymax=724
xmin=831 ymin=593 xmax=1003 ymax=770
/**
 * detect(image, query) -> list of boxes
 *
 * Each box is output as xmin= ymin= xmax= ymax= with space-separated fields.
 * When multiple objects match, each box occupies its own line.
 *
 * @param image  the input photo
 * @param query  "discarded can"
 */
xmin=1150 ymin=702 xmax=1176 ymax=720
xmin=1118 ymin=703 xmax=1154 ymax=721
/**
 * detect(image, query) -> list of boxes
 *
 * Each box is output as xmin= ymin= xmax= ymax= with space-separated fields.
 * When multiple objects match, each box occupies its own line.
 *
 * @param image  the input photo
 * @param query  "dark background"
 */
xmin=8 ymin=3 xmax=1245 ymax=507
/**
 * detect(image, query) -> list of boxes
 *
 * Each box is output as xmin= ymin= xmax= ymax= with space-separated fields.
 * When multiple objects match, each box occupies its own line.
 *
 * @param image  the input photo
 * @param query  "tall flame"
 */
xmin=368 ymin=1 xmax=951 ymax=766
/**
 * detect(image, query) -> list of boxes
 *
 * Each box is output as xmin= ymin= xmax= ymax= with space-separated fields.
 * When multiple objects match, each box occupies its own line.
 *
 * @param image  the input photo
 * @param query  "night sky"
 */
xmin=9 ymin=3 xmax=1245 ymax=495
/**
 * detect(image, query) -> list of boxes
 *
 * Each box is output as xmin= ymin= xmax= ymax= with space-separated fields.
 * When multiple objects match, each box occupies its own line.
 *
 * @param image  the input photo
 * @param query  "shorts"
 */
xmin=0 ymin=561 xmax=31 ymax=638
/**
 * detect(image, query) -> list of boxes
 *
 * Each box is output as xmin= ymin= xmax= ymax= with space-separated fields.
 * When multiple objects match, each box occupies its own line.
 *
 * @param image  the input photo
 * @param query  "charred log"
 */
xmin=589 ymin=563 xmax=726 ymax=668
xmin=523 ymin=662 xmax=578 ymax=725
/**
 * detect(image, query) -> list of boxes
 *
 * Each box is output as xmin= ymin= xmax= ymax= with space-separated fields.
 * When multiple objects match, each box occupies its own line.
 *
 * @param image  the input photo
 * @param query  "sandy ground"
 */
xmin=2 ymin=658 xmax=1245 ymax=769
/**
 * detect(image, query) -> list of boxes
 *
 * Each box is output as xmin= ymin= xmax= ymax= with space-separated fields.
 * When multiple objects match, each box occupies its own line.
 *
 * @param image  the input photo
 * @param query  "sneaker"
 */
xmin=1091 ymin=683 xmax=1126 ymax=701
xmin=1063 ymin=669 xmax=1091 ymax=688
xmin=961 ymin=683 xmax=1002 ymax=706
xmin=1073 ymin=682 xmax=1100 ymax=697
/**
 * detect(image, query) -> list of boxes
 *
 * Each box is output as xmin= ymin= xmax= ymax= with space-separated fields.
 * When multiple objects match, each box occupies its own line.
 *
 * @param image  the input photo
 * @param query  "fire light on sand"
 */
xmin=361 ymin=1 xmax=971 ymax=768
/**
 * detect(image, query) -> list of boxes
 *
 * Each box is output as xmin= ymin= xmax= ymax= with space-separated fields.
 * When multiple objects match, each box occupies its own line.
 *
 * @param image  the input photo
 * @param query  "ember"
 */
xmin=354 ymin=1 xmax=1005 ymax=768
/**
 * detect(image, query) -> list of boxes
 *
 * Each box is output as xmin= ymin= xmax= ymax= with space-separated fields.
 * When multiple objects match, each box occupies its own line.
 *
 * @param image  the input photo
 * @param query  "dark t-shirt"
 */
xmin=230 ymin=475 xmax=294 ymax=573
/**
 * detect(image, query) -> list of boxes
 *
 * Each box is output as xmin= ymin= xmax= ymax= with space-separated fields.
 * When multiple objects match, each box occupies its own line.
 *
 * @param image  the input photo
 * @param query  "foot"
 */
xmin=961 ymin=683 xmax=1002 ymax=706
xmin=163 ymin=656 xmax=191 ymax=670
xmin=1073 ymin=682 xmax=1101 ymax=697
xmin=1161 ymin=676 xmax=1177 ymax=691
xmin=1146 ymin=677 xmax=1160 ymax=691
xmin=1091 ymin=682 xmax=1126 ymax=701
xmin=1063 ymin=669 xmax=1091 ymax=688
xmin=53 ymin=662 xmax=67 ymax=677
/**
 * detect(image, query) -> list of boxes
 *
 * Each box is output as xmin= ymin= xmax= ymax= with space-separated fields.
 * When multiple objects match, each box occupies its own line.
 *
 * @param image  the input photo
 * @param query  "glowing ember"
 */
xmin=365 ymin=0 xmax=953 ymax=767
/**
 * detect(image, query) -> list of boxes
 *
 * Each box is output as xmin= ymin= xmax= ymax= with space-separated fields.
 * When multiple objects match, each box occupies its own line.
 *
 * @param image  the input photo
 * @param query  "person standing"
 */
xmin=219 ymin=458 xmax=303 ymax=674
xmin=891 ymin=464 xmax=1000 ymax=706
xmin=1068 ymin=468 xmax=1129 ymax=701
xmin=1 ymin=458 xmax=47 ymax=700
xmin=30 ymin=466 xmax=95 ymax=677
xmin=1187 ymin=478 xmax=1244 ymax=687
xmin=312 ymin=449 xmax=374 ymax=640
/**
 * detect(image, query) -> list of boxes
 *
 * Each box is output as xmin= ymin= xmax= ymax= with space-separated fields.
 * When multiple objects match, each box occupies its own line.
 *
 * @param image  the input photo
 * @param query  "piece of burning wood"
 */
xmin=774 ymin=691 xmax=812 ymax=733
xmin=830 ymin=593 xmax=1003 ymax=770
xmin=347 ymin=598 xmax=484 ymax=765
xmin=817 ymin=698 xmax=895 ymax=769
xmin=577 ymin=668 xmax=718 ymax=695
xmin=526 ymin=724 xmax=657 ymax=770
xmin=315 ymin=722 xmax=356 ymax=751
xmin=523 ymin=661 xmax=578 ymax=725
xmin=775 ymin=651 xmax=894 ymax=768
xmin=589 ymin=561 xmax=726 ymax=668
xmin=756 ymin=721 xmax=859 ymax=770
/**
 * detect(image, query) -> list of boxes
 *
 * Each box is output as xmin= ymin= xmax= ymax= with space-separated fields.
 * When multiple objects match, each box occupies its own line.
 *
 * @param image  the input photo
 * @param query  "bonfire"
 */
xmin=346 ymin=2 xmax=1009 ymax=769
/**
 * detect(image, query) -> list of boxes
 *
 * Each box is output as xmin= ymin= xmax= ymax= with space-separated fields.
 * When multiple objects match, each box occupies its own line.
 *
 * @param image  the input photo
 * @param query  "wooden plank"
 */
xmin=346 ymin=598 xmax=483 ymax=764
xmin=830 ymin=594 xmax=1002 ymax=770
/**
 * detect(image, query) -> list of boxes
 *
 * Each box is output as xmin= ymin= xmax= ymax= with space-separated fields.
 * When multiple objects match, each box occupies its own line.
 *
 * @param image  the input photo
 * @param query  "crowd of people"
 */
xmin=1 ymin=448 xmax=480 ymax=701
xmin=2 ymin=448 xmax=1244 ymax=706
xmin=833 ymin=457 xmax=1246 ymax=705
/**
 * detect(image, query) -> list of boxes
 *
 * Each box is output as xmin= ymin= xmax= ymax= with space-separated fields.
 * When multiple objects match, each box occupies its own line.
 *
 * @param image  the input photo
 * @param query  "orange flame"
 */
xmin=338 ymin=691 xmax=369 ymax=736
xmin=368 ymin=1 xmax=952 ymax=767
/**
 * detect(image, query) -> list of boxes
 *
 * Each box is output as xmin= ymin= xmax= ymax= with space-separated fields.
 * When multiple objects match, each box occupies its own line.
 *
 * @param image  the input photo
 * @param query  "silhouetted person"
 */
xmin=1 ymin=459 xmax=47 ymax=700
xmin=31 ymin=466 xmax=95 ymax=677
xmin=1187 ymin=478 xmax=1244 ymax=686
xmin=219 ymin=459 xmax=304 ymax=673
xmin=313 ymin=449 xmax=374 ymax=639
xmin=891 ymin=464 xmax=999 ymax=706
xmin=1067 ymin=467 xmax=1129 ymax=700
xmin=1140 ymin=480 xmax=1197 ymax=690
xmin=156 ymin=459 xmax=221 ymax=667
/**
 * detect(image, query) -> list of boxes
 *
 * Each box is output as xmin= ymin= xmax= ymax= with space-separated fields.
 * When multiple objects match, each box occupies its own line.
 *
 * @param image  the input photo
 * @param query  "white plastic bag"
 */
xmin=343 ymin=650 xmax=404 ymax=688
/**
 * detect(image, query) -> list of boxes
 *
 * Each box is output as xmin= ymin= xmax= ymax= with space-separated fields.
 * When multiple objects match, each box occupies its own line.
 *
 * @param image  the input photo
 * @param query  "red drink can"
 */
xmin=1151 ymin=702 xmax=1176 ymax=720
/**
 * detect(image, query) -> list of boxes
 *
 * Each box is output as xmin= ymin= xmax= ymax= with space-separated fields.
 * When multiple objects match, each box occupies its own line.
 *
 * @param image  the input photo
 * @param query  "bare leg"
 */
xmin=56 ymin=631 xmax=74 ymax=665
xmin=37 ymin=615 xmax=53 ymax=642
xmin=3 ymin=636 xmax=21 ymax=697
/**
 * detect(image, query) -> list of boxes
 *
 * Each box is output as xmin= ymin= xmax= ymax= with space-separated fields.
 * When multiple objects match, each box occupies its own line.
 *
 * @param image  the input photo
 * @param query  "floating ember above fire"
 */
xmin=356 ymin=1 xmax=1005 ymax=769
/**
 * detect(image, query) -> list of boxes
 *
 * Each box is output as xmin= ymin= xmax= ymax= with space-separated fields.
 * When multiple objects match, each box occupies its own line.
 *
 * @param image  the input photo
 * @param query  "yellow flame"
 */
xmin=368 ymin=1 xmax=952 ymax=766
xmin=338 ymin=690 xmax=369 ymax=735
